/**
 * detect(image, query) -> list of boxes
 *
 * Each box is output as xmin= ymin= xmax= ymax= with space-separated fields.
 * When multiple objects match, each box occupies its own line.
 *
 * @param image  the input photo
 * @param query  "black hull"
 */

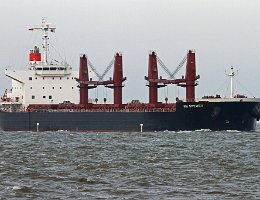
xmin=0 ymin=102 xmax=259 ymax=132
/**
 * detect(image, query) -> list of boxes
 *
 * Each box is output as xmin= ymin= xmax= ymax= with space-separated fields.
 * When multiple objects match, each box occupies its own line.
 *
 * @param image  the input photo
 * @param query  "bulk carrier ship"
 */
xmin=1 ymin=19 xmax=260 ymax=132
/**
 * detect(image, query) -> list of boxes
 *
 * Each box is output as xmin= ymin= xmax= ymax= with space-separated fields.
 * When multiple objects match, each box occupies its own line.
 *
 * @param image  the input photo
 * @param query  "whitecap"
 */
xmin=226 ymin=130 xmax=241 ymax=133
xmin=12 ymin=185 xmax=21 ymax=190
xmin=195 ymin=129 xmax=212 ymax=132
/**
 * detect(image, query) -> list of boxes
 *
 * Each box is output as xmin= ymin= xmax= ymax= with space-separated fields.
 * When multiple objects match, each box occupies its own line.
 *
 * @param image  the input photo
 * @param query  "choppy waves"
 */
xmin=0 ymin=127 xmax=259 ymax=199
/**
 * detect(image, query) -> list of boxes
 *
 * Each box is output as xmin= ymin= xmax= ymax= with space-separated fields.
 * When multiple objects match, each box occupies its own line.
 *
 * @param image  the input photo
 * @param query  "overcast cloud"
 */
xmin=0 ymin=0 xmax=259 ymax=103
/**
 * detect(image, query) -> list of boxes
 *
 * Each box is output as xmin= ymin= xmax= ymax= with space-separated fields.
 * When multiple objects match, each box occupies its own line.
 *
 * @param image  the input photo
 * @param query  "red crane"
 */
xmin=76 ymin=53 xmax=126 ymax=106
xmin=105 ymin=53 xmax=126 ymax=105
xmin=145 ymin=50 xmax=200 ymax=103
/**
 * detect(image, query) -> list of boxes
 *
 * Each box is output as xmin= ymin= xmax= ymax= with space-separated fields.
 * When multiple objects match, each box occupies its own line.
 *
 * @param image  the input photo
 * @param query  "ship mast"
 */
xmin=29 ymin=18 xmax=56 ymax=65
xmin=228 ymin=66 xmax=235 ymax=98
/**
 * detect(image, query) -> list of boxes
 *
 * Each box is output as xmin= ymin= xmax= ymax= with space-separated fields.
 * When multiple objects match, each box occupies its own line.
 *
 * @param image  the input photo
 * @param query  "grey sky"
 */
xmin=0 ymin=0 xmax=260 ymax=103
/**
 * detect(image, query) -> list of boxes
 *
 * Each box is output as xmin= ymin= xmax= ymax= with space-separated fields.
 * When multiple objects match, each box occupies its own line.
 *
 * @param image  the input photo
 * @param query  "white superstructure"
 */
xmin=1 ymin=19 xmax=79 ymax=110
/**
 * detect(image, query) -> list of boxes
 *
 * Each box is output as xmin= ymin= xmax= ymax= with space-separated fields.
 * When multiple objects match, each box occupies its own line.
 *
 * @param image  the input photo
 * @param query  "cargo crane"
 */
xmin=76 ymin=53 xmax=126 ymax=106
xmin=87 ymin=57 xmax=115 ymax=81
xmin=145 ymin=50 xmax=200 ymax=103
xmin=157 ymin=55 xmax=187 ymax=79
xmin=104 ymin=53 xmax=126 ymax=106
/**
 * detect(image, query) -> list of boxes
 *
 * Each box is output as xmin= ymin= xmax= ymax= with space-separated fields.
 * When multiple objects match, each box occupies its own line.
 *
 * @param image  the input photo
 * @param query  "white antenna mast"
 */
xmin=227 ymin=66 xmax=235 ymax=98
xmin=29 ymin=18 xmax=56 ymax=65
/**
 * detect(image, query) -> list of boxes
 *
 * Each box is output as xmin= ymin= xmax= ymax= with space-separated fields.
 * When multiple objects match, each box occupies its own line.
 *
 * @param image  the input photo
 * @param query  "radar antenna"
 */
xmin=29 ymin=18 xmax=56 ymax=65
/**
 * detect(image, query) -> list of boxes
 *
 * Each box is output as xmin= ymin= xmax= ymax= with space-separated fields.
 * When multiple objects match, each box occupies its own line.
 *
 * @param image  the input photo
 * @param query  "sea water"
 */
xmin=0 ymin=125 xmax=259 ymax=199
